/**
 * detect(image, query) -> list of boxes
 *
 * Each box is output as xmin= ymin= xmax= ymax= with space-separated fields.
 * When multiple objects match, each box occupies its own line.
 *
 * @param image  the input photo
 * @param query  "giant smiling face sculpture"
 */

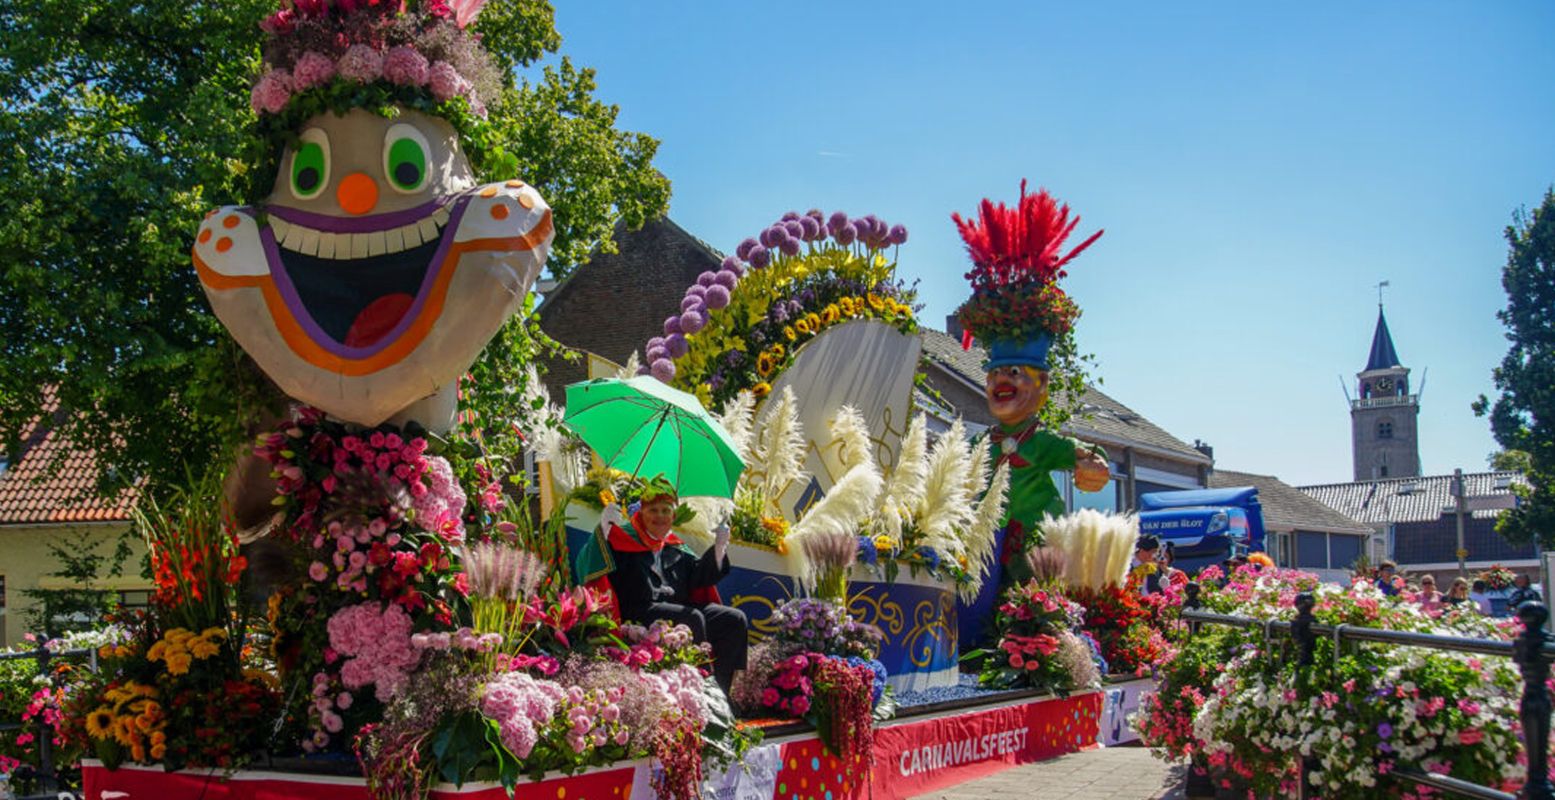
xmin=191 ymin=107 xmax=552 ymax=429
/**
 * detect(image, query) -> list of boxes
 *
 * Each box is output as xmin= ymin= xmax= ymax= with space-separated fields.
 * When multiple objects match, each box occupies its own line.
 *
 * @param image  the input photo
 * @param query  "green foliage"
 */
xmin=0 ymin=0 xmax=669 ymax=501
xmin=1487 ymin=448 xmax=1532 ymax=473
xmin=1474 ymin=188 xmax=1555 ymax=547
xmin=20 ymin=529 xmax=134 ymax=639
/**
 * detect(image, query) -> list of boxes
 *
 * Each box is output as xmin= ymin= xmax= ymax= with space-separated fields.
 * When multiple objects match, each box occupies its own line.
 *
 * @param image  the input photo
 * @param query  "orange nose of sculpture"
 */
xmin=337 ymin=172 xmax=379 ymax=216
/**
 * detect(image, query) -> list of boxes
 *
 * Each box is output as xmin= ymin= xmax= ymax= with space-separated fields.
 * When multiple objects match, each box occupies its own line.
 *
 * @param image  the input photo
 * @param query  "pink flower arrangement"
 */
xmin=326 ymin=602 xmax=422 ymax=702
xmin=291 ymin=51 xmax=337 ymax=90
xmin=428 ymin=60 xmax=470 ymax=102
xmin=412 ymin=455 xmax=467 ymax=538
xmin=481 ymin=671 xmax=566 ymax=759
xmin=337 ymin=44 xmax=385 ymax=83
xmin=250 ymin=69 xmax=293 ymax=114
xmin=382 ymin=45 xmax=431 ymax=86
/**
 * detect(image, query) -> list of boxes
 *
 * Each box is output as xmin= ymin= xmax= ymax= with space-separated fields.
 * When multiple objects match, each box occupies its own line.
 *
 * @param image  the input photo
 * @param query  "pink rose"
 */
xmin=308 ymin=561 xmax=328 ymax=582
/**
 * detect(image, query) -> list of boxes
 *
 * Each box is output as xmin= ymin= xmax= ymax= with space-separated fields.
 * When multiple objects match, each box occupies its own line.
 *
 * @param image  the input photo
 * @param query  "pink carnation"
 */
xmin=292 ymin=51 xmax=337 ymax=90
xmin=428 ymin=60 xmax=471 ymax=102
xmin=337 ymin=44 xmax=384 ymax=84
xmin=382 ymin=46 xmax=431 ymax=87
xmin=250 ymin=69 xmax=293 ymax=115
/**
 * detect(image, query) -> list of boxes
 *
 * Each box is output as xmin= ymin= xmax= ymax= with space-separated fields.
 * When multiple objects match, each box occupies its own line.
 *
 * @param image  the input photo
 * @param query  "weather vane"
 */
xmin=1375 ymin=279 xmax=1390 ymax=307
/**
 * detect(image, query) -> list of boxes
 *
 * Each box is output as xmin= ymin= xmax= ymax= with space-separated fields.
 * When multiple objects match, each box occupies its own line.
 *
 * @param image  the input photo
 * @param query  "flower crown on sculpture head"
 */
xmin=252 ymin=0 xmax=499 ymax=120
xmin=952 ymin=181 xmax=1103 ymax=369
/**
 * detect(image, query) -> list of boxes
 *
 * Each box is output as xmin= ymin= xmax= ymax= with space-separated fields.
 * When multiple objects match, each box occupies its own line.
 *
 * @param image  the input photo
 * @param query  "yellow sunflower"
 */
xmin=768 ymin=344 xmax=785 ymax=359
xmin=805 ymin=312 xmax=822 ymax=329
xmin=839 ymin=297 xmax=856 ymax=315
xmin=85 ymin=709 xmax=114 ymax=740
xmin=756 ymin=352 xmax=775 ymax=377
xmin=867 ymin=293 xmax=886 ymax=312
xmin=752 ymin=381 xmax=772 ymax=398
xmin=783 ymin=326 xmax=797 ymax=341
xmin=821 ymin=305 xmax=839 ymax=325
xmin=794 ymin=319 xmax=812 ymax=335
xmin=874 ymin=535 xmax=899 ymax=552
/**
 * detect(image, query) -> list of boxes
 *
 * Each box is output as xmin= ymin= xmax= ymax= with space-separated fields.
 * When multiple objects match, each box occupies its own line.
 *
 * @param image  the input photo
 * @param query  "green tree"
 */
xmin=0 ymin=1 xmax=669 ymax=496
xmin=21 ymin=529 xmax=134 ymax=639
xmin=1488 ymin=449 xmax=1532 ymax=473
xmin=1474 ymin=188 xmax=1555 ymax=547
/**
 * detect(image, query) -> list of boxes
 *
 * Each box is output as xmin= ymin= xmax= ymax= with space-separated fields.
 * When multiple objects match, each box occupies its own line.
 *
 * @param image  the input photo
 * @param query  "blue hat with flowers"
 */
xmin=984 ymin=335 xmax=1054 ymax=371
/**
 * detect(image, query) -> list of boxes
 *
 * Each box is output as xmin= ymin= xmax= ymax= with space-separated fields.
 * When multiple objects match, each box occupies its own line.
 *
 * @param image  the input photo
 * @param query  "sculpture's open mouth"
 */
xmin=265 ymin=200 xmax=457 ymax=352
xmin=990 ymin=385 xmax=1019 ymax=402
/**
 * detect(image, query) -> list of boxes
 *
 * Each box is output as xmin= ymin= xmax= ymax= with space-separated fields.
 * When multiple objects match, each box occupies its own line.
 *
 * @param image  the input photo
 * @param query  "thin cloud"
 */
xmin=816 ymin=150 xmax=852 ymax=158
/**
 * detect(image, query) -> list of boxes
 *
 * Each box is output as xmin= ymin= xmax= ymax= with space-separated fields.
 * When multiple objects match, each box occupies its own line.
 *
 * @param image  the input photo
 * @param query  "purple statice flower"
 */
xmin=680 ymin=310 xmax=706 ymax=334
xmin=665 ymin=333 xmax=689 ymax=358
xmin=704 ymin=284 xmax=731 ymax=309
xmin=337 ymin=45 xmax=384 ymax=84
xmin=709 ymin=372 xmax=724 ymax=391
xmin=769 ymin=302 xmax=789 ymax=323
xmin=736 ymin=238 xmax=759 ymax=260
xmin=714 ymin=269 xmax=739 ymax=289
xmin=680 ymin=295 xmax=703 ymax=312
xmin=291 ymin=51 xmax=336 ymax=91
xmin=748 ymin=245 xmax=771 ymax=268
xmin=697 ymin=271 xmax=718 ymax=287
xmin=779 ymin=238 xmax=801 ymax=256
xmin=651 ymin=358 xmax=675 ymax=382
xmin=663 ymin=316 xmax=682 ymax=336
xmin=888 ymin=224 xmax=909 ymax=245
xmin=382 ymin=45 xmax=430 ymax=87
xmin=799 ymin=216 xmax=822 ymax=240
xmin=798 ymin=288 xmax=816 ymax=304
xmin=723 ymin=350 xmax=745 ymax=367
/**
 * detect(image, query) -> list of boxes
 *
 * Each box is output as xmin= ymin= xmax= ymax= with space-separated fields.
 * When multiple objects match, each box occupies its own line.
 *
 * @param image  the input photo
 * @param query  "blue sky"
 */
xmin=535 ymin=1 xmax=1555 ymax=486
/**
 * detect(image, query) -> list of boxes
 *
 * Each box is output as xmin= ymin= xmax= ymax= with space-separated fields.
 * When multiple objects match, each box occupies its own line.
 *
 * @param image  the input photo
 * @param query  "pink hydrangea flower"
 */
xmin=327 ymin=602 xmax=421 ymax=702
xmin=292 ymin=51 xmax=336 ymax=91
xmin=250 ymin=69 xmax=293 ymax=115
xmin=337 ymin=44 xmax=384 ymax=84
xmin=428 ymin=60 xmax=470 ymax=102
xmin=383 ymin=46 xmax=431 ymax=86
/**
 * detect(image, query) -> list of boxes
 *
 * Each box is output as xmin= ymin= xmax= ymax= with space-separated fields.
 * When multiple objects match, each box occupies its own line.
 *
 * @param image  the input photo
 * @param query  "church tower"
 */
xmin=1351 ymin=305 xmax=1420 ymax=480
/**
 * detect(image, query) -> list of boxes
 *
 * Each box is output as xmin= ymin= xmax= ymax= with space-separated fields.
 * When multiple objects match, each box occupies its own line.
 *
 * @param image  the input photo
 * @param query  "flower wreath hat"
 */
xmin=953 ymin=181 xmax=1103 ymax=371
xmin=191 ymin=0 xmax=555 ymax=430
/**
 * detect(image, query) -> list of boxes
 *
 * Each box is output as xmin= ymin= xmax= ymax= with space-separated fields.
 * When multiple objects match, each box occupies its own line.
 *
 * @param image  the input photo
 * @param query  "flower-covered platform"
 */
xmin=80 ymin=689 xmax=1105 ymax=800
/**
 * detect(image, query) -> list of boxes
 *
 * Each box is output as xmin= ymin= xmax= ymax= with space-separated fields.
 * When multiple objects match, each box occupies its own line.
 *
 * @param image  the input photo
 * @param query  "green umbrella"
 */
xmin=562 ymin=376 xmax=745 ymax=498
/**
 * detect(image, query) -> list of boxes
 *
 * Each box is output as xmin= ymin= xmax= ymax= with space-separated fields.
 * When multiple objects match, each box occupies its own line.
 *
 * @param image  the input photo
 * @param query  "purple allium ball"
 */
xmin=781 ymin=211 xmax=801 ymax=222
xmin=799 ymin=216 xmax=822 ymax=240
xmin=724 ymin=260 xmax=745 ymax=278
xmin=806 ymin=208 xmax=825 ymax=222
xmin=650 ymin=359 xmax=675 ymax=382
xmin=680 ymin=310 xmax=706 ymax=334
xmin=720 ymin=255 xmax=741 ymax=272
xmin=767 ymin=225 xmax=790 ymax=247
xmin=714 ymin=269 xmax=738 ymax=289
xmin=697 ymin=271 xmax=718 ymax=287
xmin=828 ymin=211 xmax=850 ymax=234
xmin=646 ymin=346 xmax=668 ymax=362
xmin=705 ymin=285 xmax=731 ymax=309
xmin=889 ymin=224 xmax=909 ymax=245
xmin=665 ymin=333 xmax=690 ymax=358
xmin=834 ymin=224 xmax=856 ymax=246
xmin=784 ymin=220 xmax=805 ymax=239
xmin=637 ymin=365 xmax=651 ymax=376
xmin=663 ymin=316 xmax=682 ymax=336
xmin=647 ymin=336 xmax=665 ymax=350
xmin=748 ymin=245 xmax=770 ymax=268
xmin=779 ymin=238 xmax=801 ymax=256
xmin=686 ymin=285 xmax=708 ymax=301
xmin=736 ymin=238 xmax=759 ymax=260
xmin=382 ymin=45 xmax=431 ymax=87
xmin=681 ymin=295 xmax=703 ymax=312
xmin=758 ymin=227 xmax=779 ymax=248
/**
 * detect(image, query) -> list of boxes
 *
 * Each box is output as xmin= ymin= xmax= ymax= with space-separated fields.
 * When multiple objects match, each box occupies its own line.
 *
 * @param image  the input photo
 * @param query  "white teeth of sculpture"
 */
xmin=268 ymin=213 xmax=450 ymax=258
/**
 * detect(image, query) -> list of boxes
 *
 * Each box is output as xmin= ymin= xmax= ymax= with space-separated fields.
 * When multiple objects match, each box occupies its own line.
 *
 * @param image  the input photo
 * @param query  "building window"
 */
xmin=1377 ymin=421 xmax=1393 ymax=440
xmin=1379 ymin=465 xmax=1389 ymax=477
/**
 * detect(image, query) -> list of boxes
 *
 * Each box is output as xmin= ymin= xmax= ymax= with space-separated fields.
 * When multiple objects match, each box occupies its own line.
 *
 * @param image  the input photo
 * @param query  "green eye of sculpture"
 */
xmin=384 ymin=124 xmax=430 ymax=193
xmin=290 ymin=129 xmax=330 ymax=200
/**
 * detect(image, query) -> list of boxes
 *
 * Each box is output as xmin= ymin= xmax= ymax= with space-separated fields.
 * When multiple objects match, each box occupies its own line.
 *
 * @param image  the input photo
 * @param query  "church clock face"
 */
xmin=1376 ymin=377 xmax=1394 ymax=393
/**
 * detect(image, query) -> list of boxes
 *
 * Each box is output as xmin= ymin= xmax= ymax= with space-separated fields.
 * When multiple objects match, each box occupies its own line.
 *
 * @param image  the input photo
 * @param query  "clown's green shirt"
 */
xmin=983 ymin=419 xmax=1093 ymax=585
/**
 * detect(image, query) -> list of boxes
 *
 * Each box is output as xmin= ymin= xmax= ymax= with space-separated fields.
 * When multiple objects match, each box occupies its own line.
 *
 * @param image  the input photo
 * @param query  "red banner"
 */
xmin=81 ymin=762 xmax=636 ymax=800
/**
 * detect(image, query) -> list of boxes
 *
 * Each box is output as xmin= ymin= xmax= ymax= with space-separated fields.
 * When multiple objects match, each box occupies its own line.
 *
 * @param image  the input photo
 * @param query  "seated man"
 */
xmin=581 ymin=479 xmax=747 ymax=692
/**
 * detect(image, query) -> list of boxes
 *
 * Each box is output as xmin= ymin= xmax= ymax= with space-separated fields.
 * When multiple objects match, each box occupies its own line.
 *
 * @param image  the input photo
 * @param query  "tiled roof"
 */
xmin=919 ymin=328 xmax=1211 ymax=464
xmin=0 ymin=391 xmax=137 ymax=525
xmin=1298 ymin=472 xmax=1525 ymax=525
xmin=1209 ymin=469 xmax=1372 ymax=535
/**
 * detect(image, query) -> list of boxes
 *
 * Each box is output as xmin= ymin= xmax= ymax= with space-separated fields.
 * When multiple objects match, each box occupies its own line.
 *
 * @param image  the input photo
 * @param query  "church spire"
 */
xmin=1365 ymin=305 xmax=1402 ymax=372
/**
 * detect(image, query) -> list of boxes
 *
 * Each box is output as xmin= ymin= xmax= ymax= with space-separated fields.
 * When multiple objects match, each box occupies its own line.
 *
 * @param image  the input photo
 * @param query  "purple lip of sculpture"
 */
xmin=264 ymin=197 xmax=451 ymax=234
xmin=254 ymin=193 xmax=474 ymax=359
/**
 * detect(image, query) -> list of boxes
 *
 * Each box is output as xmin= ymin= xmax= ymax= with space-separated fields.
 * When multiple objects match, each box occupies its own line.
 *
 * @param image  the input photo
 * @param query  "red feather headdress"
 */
xmin=952 ymin=180 xmax=1102 ymax=290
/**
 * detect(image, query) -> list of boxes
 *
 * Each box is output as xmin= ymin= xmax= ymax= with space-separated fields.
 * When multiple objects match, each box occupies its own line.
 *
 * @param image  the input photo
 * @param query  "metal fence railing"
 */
xmin=0 ymin=644 xmax=96 ymax=800
xmin=1181 ymin=583 xmax=1555 ymax=800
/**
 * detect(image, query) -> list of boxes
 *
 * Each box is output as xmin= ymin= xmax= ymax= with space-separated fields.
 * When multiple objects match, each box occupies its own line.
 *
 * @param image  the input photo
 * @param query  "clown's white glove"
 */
xmin=599 ymin=504 xmax=625 ymax=535
xmin=713 ymin=522 xmax=732 ymax=563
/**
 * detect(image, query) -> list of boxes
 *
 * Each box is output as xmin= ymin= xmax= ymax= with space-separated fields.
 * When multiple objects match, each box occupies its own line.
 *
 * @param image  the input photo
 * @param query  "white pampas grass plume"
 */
xmin=716 ymin=391 xmax=758 ymax=466
xmin=873 ymin=414 xmax=929 ymax=541
xmin=755 ymin=387 xmax=806 ymax=507
xmin=829 ymin=405 xmax=874 ymax=471
xmin=615 ymin=352 xmax=642 ymax=380
xmin=960 ymin=462 xmax=1010 ymax=599
xmin=964 ymin=434 xmax=991 ymax=500
xmin=517 ymin=365 xmax=584 ymax=499
xmin=785 ymin=461 xmax=882 ymax=588
xmin=917 ymin=419 xmax=973 ymax=558
xmin=1101 ymin=512 xmax=1139 ymax=588
xmin=1040 ymin=509 xmax=1139 ymax=590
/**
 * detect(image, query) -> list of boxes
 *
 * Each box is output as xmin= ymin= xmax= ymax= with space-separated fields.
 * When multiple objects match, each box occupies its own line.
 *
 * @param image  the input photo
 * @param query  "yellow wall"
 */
xmin=0 ymin=523 xmax=148 ymax=648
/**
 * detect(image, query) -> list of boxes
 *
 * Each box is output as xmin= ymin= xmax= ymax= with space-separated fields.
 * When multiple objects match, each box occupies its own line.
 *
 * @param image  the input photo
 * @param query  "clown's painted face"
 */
xmin=985 ymin=365 xmax=1049 ymax=427
xmin=191 ymin=108 xmax=552 ymax=427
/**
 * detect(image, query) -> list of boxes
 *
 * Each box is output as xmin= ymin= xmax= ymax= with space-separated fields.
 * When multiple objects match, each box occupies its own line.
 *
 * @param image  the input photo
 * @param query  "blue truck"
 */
xmin=1137 ymin=486 xmax=1267 ymax=576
